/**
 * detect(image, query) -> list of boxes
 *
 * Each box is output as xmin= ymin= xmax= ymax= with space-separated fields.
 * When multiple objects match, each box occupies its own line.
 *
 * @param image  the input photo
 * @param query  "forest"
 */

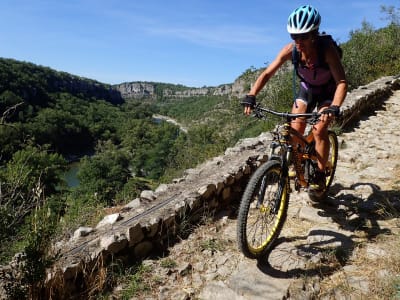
xmin=1 ymin=8 xmax=400 ymax=298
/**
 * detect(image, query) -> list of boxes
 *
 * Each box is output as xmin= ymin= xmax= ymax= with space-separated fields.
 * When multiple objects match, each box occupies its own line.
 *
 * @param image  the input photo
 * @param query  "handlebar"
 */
xmin=252 ymin=104 xmax=321 ymax=124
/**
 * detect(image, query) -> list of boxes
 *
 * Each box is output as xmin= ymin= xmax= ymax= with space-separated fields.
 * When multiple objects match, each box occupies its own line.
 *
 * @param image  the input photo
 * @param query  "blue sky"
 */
xmin=0 ymin=0 xmax=398 ymax=87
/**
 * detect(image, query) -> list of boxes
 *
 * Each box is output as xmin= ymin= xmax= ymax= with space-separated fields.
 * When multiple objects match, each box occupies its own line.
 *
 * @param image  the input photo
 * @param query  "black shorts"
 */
xmin=296 ymin=81 xmax=335 ymax=113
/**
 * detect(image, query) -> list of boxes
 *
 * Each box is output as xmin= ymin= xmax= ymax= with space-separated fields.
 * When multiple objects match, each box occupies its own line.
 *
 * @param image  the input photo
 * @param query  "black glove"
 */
xmin=322 ymin=105 xmax=340 ymax=117
xmin=241 ymin=95 xmax=256 ymax=108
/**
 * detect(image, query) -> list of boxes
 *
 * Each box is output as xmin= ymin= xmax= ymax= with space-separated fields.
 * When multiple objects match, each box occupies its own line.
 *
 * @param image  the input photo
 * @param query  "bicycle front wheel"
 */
xmin=237 ymin=160 xmax=289 ymax=258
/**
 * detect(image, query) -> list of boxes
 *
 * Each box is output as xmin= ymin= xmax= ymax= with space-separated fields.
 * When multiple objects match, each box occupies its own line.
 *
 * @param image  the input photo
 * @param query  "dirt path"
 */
xmin=117 ymin=90 xmax=400 ymax=299
xmin=152 ymin=114 xmax=188 ymax=133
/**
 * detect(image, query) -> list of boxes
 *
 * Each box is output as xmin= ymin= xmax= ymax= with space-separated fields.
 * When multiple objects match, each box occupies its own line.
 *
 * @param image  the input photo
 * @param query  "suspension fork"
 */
xmin=256 ymin=175 xmax=267 ymax=208
xmin=275 ymin=169 xmax=289 ymax=213
xmin=269 ymin=148 xmax=290 ymax=213
xmin=256 ymin=156 xmax=288 ymax=210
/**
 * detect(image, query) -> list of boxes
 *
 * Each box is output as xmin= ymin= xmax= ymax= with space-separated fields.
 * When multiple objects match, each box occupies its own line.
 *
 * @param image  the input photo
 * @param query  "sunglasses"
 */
xmin=290 ymin=33 xmax=311 ymax=40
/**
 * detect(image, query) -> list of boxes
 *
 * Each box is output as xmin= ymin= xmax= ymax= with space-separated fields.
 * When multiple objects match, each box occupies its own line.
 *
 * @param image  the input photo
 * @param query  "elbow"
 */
xmin=337 ymin=79 xmax=348 ymax=93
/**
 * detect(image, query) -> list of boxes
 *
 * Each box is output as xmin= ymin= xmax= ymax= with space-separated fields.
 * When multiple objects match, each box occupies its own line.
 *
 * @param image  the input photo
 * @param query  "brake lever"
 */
xmin=251 ymin=104 xmax=264 ymax=119
xmin=308 ymin=112 xmax=321 ymax=125
xmin=252 ymin=109 xmax=265 ymax=119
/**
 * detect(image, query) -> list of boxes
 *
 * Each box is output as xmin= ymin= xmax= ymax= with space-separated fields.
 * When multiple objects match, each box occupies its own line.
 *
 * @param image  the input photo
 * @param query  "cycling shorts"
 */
xmin=296 ymin=81 xmax=335 ymax=113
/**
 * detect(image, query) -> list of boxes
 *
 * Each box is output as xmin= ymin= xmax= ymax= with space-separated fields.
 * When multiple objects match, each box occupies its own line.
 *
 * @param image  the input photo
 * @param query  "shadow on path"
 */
xmin=326 ymin=182 xmax=399 ymax=238
xmin=254 ymin=181 xmax=400 ymax=279
xmin=255 ymin=229 xmax=354 ymax=279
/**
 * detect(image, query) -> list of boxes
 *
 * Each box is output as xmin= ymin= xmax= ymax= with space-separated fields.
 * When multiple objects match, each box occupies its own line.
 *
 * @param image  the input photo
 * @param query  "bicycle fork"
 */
xmin=256 ymin=174 xmax=284 ymax=214
xmin=256 ymin=176 xmax=267 ymax=209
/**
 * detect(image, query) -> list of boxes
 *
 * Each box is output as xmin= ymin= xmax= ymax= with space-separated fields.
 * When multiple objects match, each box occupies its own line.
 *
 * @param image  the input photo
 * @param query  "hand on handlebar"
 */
xmin=320 ymin=105 xmax=340 ymax=122
xmin=241 ymin=95 xmax=256 ymax=115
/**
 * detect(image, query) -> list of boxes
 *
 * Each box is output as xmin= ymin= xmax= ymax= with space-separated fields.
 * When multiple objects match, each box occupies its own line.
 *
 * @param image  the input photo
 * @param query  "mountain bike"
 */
xmin=237 ymin=105 xmax=338 ymax=258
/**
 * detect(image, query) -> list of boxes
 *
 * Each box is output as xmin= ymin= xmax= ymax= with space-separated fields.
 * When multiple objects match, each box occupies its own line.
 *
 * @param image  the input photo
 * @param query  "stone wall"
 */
xmin=1 ymin=75 xmax=399 ymax=298
xmin=338 ymin=75 xmax=400 ymax=128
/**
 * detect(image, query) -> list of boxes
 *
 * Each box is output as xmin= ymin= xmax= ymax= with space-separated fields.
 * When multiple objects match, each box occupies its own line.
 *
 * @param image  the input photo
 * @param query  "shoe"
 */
xmin=288 ymin=165 xmax=296 ymax=178
xmin=309 ymin=170 xmax=326 ymax=192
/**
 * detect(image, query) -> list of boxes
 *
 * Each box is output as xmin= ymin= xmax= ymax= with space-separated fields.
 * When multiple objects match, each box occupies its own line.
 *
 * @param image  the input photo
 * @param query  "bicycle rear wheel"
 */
xmin=237 ymin=160 xmax=289 ymax=258
xmin=309 ymin=130 xmax=338 ymax=201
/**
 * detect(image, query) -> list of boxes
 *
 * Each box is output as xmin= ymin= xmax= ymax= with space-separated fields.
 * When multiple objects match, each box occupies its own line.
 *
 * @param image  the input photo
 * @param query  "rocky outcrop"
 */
xmin=113 ymin=78 xmax=247 ymax=100
xmin=164 ymin=84 xmax=235 ymax=98
xmin=113 ymin=81 xmax=156 ymax=99
xmin=1 ymin=75 xmax=399 ymax=299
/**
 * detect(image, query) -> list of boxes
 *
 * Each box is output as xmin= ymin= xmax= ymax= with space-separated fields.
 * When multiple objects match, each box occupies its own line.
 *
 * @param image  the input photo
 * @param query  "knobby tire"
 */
xmin=237 ymin=160 xmax=289 ymax=258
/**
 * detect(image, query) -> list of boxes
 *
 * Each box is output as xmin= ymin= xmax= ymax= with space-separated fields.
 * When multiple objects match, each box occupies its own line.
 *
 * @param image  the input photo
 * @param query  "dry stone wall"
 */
xmin=1 ymin=75 xmax=399 ymax=298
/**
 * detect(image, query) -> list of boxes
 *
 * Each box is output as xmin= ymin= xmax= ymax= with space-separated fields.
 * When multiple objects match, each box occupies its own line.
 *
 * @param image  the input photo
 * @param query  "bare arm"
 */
xmin=248 ymin=43 xmax=293 ymax=96
xmin=243 ymin=43 xmax=293 ymax=115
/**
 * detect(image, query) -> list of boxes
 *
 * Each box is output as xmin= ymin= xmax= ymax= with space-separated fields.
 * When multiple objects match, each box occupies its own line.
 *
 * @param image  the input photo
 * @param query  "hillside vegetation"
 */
xmin=1 ymin=6 xmax=400 ymax=299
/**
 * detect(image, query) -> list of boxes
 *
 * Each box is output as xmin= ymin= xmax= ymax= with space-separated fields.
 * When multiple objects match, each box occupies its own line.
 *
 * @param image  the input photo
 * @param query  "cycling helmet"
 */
xmin=287 ymin=5 xmax=321 ymax=34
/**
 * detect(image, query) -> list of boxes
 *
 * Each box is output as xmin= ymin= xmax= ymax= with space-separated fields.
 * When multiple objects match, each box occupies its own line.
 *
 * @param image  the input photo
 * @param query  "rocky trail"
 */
xmin=119 ymin=89 xmax=400 ymax=299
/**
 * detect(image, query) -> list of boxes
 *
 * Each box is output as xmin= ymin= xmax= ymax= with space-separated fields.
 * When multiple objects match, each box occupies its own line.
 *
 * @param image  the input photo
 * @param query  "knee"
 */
xmin=313 ymin=127 xmax=327 ymax=140
xmin=291 ymin=122 xmax=304 ymax=131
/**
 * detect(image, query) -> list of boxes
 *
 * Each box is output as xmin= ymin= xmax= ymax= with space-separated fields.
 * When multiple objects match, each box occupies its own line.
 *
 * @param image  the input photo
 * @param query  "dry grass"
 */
xmin=366 ymin=237 xmax=400 ymax=298
xmin=353 ymin=236 xmax=400 ymax=298
xmin=44 ymin=254 xmax=108 ymax=299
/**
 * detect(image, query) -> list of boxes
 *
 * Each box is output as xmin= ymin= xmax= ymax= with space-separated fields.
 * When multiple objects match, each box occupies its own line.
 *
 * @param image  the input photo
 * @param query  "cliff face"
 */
xmin=114 ymin=82 xmax=156 ymax=99
xmin=113 ymin=77 xmax=247 ymax=100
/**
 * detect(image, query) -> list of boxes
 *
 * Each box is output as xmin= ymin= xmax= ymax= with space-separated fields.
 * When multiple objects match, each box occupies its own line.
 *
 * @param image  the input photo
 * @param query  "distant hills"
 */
xmin=0 ymin=58 xmax=124 ymax=105
xmin=0 ymin=57 xmax=247 ymax=105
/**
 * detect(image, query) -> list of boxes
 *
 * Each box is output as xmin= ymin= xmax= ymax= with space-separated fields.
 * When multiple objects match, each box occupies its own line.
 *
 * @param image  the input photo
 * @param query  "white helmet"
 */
xmin=287 ymin=5 xmax=321 ymax=34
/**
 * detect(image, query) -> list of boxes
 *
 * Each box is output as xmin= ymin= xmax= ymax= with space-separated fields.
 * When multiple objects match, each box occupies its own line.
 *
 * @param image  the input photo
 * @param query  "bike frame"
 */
xmin=237 ymin=105 xmax=338 ymax=258
xmin=254 ymin=105 xmax=321 ymax=190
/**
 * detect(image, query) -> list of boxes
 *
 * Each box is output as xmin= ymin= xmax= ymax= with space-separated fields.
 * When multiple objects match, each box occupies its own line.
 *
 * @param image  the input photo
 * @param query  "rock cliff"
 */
xmin=113 ymin=77 xmax=247 ymax=100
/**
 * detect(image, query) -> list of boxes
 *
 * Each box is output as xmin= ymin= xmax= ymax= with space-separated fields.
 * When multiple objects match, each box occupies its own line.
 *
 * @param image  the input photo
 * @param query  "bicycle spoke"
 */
xmin=246 ymin=169 xmax=283 ymax=250
xmin=238 ymin=160 xmax=290 ymax=258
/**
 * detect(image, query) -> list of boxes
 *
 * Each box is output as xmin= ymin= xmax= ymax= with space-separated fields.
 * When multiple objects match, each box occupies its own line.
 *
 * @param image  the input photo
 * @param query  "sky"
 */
xmin=0 ymin=0 xmax=398 ymax=87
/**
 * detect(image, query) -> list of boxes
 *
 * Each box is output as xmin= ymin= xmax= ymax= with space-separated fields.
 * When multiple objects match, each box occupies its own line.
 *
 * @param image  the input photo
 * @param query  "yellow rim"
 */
xmin=325 ymin=133 xmax=337 ymax=185
xmin=248 ymin=168 xmax=288 ymax=253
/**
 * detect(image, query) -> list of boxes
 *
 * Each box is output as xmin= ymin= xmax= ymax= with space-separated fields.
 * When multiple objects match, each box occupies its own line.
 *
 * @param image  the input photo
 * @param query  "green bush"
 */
xmin=342 ymin=21 xmax=400 ymax=89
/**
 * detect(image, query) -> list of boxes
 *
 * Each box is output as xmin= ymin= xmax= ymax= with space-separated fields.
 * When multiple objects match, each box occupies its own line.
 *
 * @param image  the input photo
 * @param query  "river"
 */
xmin=63 ymin=161 xmax=80 ymax=187
xmin=63 ymin=116 xmax=181 ymax=188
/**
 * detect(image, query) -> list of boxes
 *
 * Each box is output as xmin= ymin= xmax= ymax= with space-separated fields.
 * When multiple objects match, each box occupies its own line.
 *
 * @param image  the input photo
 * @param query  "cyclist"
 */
xmin=242 ymin=5 xmax=347 ymax=192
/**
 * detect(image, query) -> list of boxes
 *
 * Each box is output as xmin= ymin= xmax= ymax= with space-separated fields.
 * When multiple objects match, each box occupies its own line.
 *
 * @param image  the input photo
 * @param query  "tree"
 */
xmin=26 ymin=107 xmax=93 ymax=154
xmin=381 ymin=5 xmax=400 ymax=25
xmin=75 ymin=141 xmax=131 ymax=205
xmin=0 ymin=145 xmax=66 ymax=240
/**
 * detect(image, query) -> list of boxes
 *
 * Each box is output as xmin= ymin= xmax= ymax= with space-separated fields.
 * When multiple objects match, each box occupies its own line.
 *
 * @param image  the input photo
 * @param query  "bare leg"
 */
xmin=313 ymin=106 xmax=331 ymax=170
xmin=290 ymin=100 xmax=307 ymax=138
